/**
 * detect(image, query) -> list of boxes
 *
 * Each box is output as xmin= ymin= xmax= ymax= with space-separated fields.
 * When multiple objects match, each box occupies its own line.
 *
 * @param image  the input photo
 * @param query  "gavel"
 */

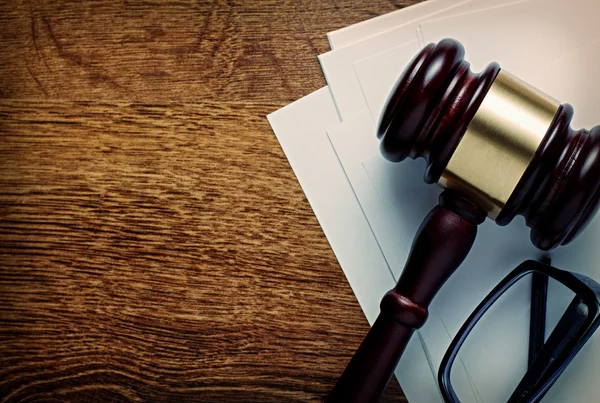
xmin=327 ymin=38 xmax=600 ymax=402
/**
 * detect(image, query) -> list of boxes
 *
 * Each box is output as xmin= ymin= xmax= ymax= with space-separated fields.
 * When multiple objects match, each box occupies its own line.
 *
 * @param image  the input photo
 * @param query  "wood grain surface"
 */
xmin=0 ymin=1 xmax=422 ymax=401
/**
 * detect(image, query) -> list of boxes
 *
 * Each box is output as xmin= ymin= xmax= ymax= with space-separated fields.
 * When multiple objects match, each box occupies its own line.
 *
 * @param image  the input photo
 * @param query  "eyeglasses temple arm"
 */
xmin=529 ymin=272 xmax=548 ymax=367
xmin=508 ymin=295 xmax=588 ymax=402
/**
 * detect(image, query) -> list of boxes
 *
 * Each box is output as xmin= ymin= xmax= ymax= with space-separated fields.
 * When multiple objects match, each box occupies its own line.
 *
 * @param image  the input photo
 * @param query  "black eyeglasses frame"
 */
xmin=438 ymin=259 xmax=600 ymax=403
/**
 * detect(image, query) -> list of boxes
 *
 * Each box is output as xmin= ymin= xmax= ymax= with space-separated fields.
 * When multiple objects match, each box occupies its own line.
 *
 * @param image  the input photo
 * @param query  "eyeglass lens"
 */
xmin=447 ymin=273 xmax=595 ymax=403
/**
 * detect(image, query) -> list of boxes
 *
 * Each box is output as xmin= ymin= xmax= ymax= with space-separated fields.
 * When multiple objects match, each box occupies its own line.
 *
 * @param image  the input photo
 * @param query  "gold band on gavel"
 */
xmin=438 ymin=70 xmax=560 ymax=219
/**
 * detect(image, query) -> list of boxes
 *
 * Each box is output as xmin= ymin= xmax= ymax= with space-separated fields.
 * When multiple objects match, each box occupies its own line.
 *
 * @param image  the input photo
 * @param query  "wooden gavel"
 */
xmin=327 ymin=38 xmax=600 ymax=402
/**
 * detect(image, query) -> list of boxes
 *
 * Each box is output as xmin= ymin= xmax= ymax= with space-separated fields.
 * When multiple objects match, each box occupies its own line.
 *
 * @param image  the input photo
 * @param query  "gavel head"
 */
xmin=378 ymin=38 xmax=600 ymax=251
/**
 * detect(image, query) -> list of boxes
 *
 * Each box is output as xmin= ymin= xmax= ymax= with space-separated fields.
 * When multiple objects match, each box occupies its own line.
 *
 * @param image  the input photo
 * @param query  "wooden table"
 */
xmin=0 ymin=1 xmax=421 ymax=401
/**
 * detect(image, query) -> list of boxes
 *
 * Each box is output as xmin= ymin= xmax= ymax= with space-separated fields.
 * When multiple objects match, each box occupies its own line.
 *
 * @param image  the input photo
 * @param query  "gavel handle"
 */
xmin=327 ymin=191 xmax=486 ymax=403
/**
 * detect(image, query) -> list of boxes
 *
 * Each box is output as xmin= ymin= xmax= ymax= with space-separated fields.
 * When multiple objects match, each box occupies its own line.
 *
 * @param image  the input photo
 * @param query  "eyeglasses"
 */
xmin=438 ymin=259 xmax=600 ymax=403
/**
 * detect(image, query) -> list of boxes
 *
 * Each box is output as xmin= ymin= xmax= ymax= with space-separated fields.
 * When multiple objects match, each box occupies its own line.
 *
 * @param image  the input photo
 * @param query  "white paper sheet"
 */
xmin=536 ymin=39 xmax=600 ymax=129
xmin=267 ymin=87 xmax=442 ymax=403
xmin=327 ymin=0 xmax=463 ymax=49
xmin=319 ymin=0 xmax=520 ymax=121
xmin=419 ymin=0 xmax=600 ymax=74
xmin=353 ymin=41 xmax=422 ymax=123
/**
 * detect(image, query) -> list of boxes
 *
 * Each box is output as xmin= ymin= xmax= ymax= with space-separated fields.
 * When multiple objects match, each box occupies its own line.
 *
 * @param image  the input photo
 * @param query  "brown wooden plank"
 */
xmin=0 ymin=100 xmax=406 ymax=401
xmin=0 ymin=0 xmax=426 ymax=400
xmin=0 ymin=0 xmax=419 ymax=102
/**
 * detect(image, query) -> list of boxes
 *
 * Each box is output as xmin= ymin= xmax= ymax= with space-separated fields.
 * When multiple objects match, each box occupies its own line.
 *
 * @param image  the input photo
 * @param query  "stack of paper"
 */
xmin=268 ymin=1 xmax=600 ymax=401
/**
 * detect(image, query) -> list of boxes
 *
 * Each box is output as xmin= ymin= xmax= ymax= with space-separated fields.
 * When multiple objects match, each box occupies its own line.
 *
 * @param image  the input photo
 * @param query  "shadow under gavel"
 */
xmin=327 ymin=38 xmax=600 ymax=402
